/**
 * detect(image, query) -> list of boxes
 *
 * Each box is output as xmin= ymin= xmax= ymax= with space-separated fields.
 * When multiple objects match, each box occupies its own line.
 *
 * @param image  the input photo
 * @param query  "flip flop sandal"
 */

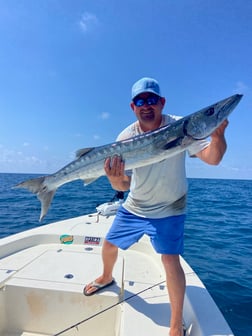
xmin=83 ymin=279 xmax=115 ymax=296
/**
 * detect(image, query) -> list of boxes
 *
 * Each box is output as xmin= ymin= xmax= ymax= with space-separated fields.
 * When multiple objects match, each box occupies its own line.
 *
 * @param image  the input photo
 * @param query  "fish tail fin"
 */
xmin=14 ymin=176 xmax=56 ymax=222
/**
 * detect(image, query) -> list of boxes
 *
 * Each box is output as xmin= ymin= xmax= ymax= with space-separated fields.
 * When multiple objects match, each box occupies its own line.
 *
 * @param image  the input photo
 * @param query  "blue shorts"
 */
xmin=106 ymin=206 xmax=185 ymax=254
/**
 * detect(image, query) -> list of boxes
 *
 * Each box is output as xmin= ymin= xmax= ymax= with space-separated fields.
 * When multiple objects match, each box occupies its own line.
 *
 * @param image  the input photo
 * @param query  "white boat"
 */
xmin=0 ymin=201 xmax=234 ymax=336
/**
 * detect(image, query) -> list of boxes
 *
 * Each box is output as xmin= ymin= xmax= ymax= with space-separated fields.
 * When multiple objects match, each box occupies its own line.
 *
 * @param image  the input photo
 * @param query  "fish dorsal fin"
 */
xmin=76 ymin=147 xmax=94 ymax=159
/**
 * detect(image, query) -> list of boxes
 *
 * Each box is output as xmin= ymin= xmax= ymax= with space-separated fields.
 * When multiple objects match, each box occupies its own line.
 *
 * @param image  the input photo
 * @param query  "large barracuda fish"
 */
xmin=15 ymin=94 xmax=242 ymax=221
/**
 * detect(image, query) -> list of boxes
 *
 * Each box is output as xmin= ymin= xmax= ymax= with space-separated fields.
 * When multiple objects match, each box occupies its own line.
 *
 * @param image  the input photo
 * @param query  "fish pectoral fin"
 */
xmin=163 ymin=138 xmax=183 ymax=150
xmin=76 ymin=147 xmax=94 ymax=159
xmin=82 ymin=177 xmax=99 ymax=186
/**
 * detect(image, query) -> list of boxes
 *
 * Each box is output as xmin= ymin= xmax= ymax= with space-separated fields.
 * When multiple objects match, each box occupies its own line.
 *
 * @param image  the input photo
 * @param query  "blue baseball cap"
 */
xmin=131 ymin=77 xmax=161 ymax=100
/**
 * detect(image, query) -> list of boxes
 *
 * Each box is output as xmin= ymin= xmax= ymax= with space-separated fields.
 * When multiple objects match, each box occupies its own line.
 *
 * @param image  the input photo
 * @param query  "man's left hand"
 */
xmin=211 ymin=119 xmax=229 ymax=140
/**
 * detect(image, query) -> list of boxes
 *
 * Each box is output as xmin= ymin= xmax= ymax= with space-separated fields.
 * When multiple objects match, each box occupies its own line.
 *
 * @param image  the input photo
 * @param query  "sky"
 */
xmin=0 ymin=0 xmax=251 ymax=180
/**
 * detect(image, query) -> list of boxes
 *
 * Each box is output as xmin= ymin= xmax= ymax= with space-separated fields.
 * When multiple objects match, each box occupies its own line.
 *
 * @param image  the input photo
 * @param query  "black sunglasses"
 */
xmin=133 ymin=94 xmax=160 ymax=107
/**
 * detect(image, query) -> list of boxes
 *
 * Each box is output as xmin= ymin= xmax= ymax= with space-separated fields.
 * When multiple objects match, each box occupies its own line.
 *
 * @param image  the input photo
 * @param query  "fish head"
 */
xmin=184 ymin=94 xmax=243 ymax=140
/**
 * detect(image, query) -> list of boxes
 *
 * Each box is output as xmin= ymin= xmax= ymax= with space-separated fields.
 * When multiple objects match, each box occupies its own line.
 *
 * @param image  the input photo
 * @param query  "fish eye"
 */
xmin=205 ymin=107 xmax=215 ymax=116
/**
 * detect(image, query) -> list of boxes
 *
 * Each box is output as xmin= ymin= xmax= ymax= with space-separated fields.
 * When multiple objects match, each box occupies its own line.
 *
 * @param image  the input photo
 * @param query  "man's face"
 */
xmin=130 ymin=92 xmax=166 ymax=131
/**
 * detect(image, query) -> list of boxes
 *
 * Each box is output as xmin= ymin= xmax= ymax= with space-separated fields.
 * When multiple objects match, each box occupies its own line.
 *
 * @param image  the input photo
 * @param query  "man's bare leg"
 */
xmin=162 ymin=254 xmax=185 ymax=336
xmin=84 ymin=239 xmax=118 ymax=295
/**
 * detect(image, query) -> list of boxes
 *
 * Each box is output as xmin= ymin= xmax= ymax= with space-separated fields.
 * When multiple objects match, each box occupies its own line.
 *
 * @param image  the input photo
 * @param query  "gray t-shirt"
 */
xmin=117 ymin=114 xmax=209 ymax=218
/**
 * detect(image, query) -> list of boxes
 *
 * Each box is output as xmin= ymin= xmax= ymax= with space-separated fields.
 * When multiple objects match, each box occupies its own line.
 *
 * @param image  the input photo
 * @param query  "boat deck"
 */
xmin=0 ymin=213 xmax=171 ymax=335
xmin=0 ymin=213 xmax=234 ymax=336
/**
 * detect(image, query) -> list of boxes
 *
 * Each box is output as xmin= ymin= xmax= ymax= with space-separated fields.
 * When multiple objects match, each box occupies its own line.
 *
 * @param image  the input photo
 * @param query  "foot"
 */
xmin=83 ymin=277 xmax=114 ymax=296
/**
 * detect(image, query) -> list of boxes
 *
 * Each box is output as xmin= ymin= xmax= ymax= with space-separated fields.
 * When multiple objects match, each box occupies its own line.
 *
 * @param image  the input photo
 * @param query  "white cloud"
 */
xmin=79 ymin=12 xmax=98 ymax=33
xmin=74 ymin=133 xmax=82 ymax=138
xmin=0 ymin=145 xmax=43 ymax=173
xmin=100 ymin=112 xmax=110 ymax=120
xmin=0 ymin=145 xmax=76 ymax=174
xmin=93 ymin=134 xmax=100 ymax=140
xmin=233 ymin=81 xmax=250 ymax=94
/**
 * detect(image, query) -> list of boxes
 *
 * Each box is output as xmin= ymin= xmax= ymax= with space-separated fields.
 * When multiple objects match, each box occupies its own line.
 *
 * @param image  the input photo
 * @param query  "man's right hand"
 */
xmin=104 ymin=156 xmax=130 ymax=191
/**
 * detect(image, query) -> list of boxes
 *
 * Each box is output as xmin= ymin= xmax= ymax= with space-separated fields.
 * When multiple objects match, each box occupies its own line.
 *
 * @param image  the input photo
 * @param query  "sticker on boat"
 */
xmin=60 ymin=234 xmax=74 ymax=244
xmin=84 ymin=236 xmax=101 ymax=245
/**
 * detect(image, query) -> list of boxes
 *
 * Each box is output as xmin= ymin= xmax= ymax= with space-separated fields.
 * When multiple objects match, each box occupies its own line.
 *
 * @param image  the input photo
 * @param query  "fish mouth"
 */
xmin=216 ymin=95 xmax=241 ymax=121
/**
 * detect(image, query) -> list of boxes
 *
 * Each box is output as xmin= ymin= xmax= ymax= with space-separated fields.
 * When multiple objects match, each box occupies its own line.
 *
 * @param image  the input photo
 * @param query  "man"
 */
xmin=84 ymin=77 xmax=228 ymax=336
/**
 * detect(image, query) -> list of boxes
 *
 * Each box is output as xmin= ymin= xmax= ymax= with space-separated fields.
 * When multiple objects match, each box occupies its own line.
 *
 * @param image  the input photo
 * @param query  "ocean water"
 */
xmin=0 ymin=173 xmax=251 ymax=336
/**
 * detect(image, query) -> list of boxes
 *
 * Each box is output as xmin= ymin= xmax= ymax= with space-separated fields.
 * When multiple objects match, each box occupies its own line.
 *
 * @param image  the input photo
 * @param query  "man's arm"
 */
xmin=196 ymin=120 xmax=228 ymax=165
xmin=104 ymin=156 xmax=131 ymax=191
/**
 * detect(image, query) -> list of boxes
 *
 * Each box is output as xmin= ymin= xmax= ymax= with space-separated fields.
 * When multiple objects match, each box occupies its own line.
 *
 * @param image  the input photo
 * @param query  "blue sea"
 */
xmin=0 ymin=173 xmax=251 ymax=335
